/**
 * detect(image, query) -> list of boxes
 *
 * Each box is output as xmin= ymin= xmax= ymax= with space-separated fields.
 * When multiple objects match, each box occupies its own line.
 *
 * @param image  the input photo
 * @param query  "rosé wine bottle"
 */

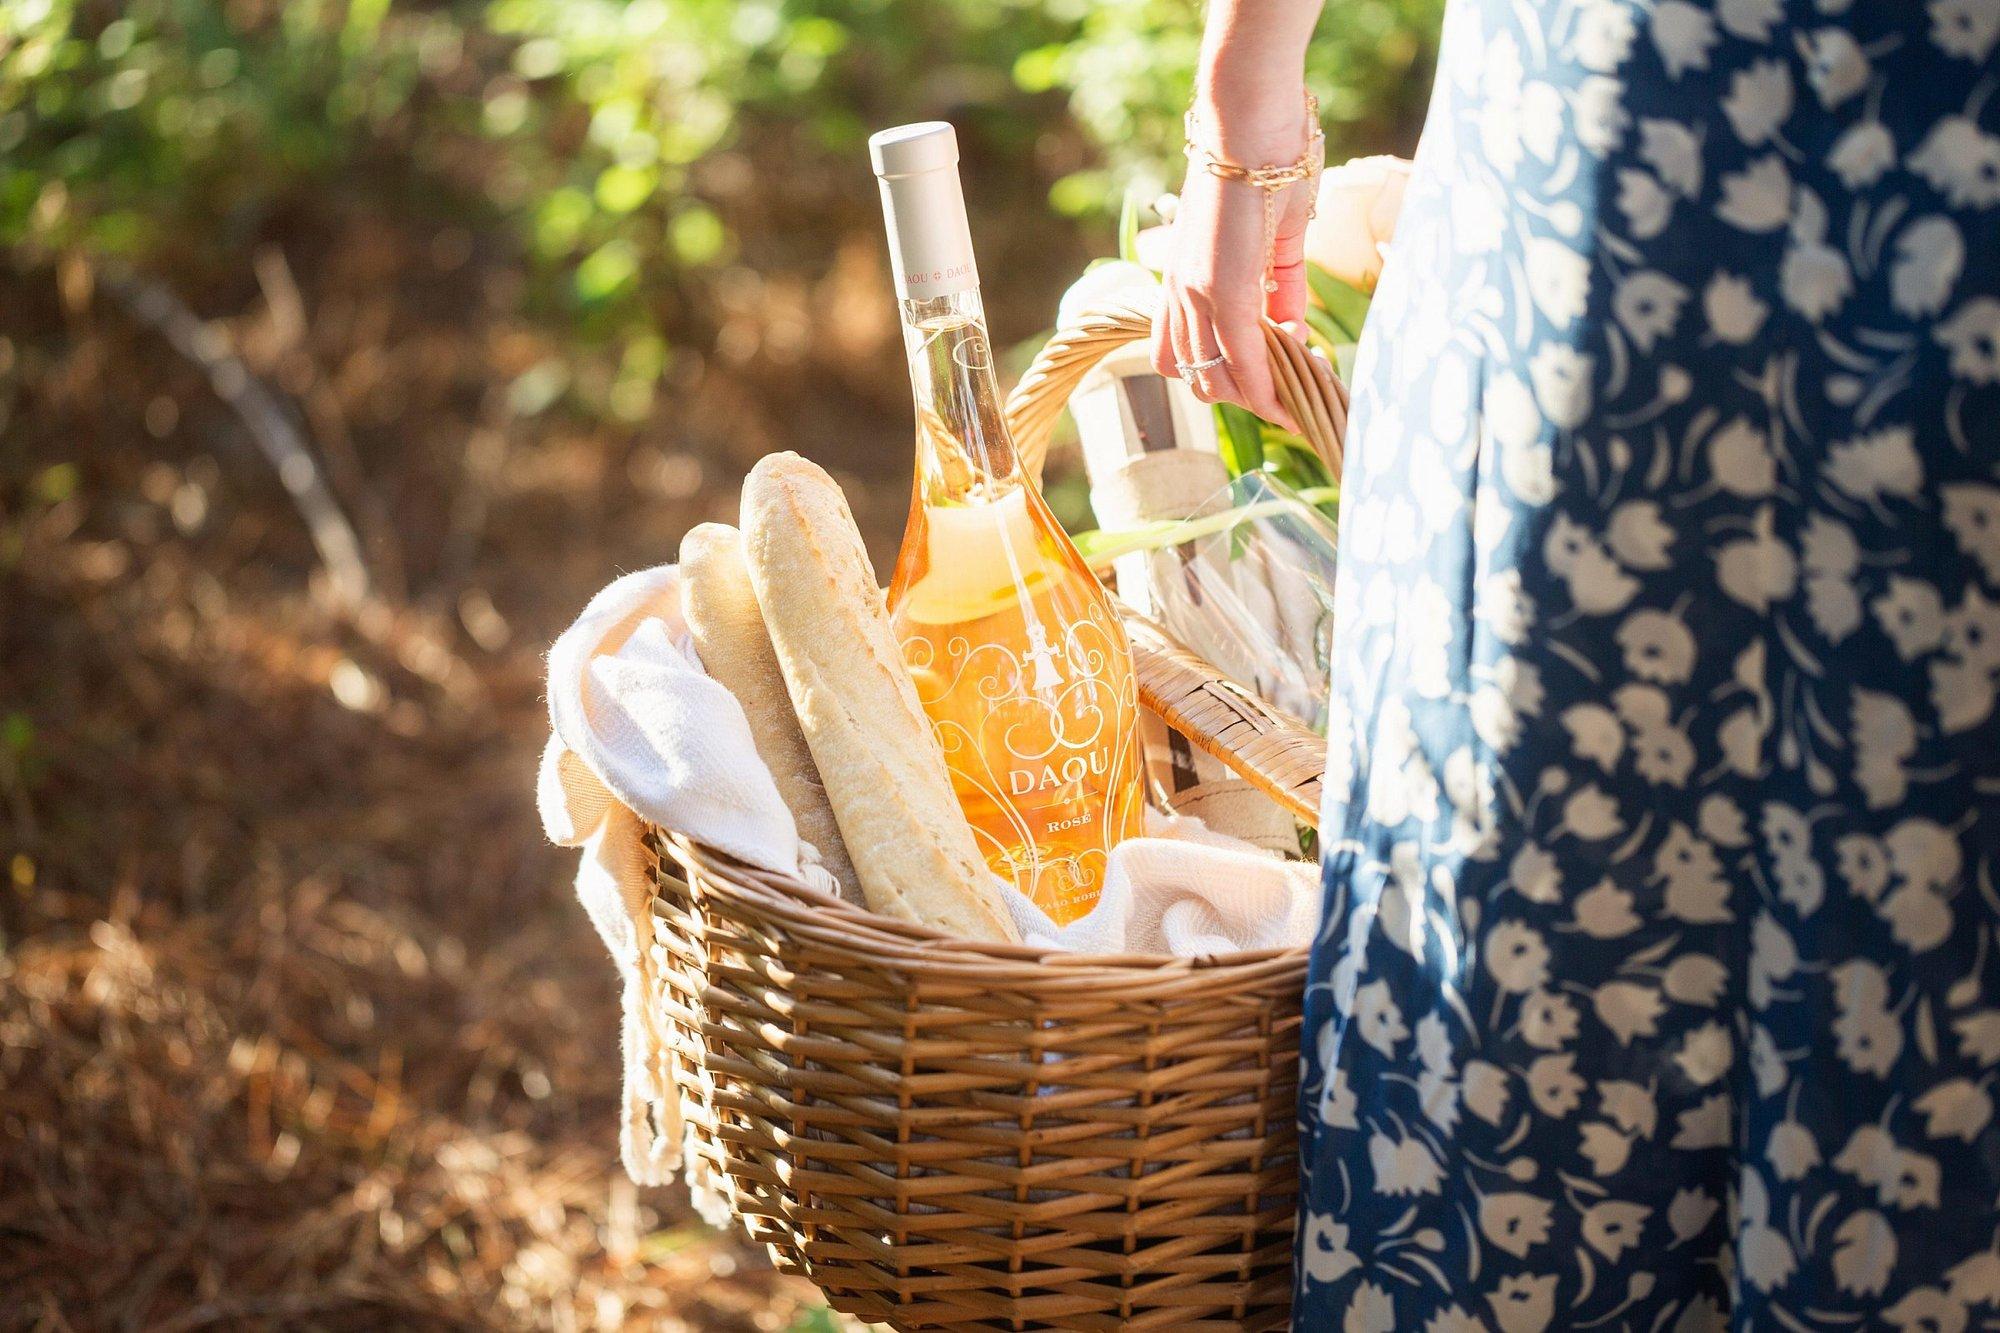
xmin=871 ymin=122 xmax=1143 ymax=924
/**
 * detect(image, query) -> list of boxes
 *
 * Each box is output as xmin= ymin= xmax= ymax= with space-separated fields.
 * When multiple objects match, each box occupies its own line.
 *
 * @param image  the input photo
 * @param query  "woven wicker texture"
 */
xmin=1124 ymin=614 xmax=1323 ymax=824
xmin=644 ymin=301 xmax=1343 ymax=1329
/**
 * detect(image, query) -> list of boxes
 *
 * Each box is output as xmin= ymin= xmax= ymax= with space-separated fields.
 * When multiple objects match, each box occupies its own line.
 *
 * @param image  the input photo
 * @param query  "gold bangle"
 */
xmin=1184 ymin=94 xmax=1325 ymax=294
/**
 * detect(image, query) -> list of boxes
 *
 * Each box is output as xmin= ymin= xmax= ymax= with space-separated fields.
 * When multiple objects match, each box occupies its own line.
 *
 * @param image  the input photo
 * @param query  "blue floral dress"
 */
xmin=1298 ymin=2 xmax=2000 ymax=1328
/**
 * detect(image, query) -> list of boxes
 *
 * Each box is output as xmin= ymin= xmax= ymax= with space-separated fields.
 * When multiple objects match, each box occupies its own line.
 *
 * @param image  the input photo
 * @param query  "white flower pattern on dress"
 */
xmin=1297 ymin=2 xmax=2000 ymax=1327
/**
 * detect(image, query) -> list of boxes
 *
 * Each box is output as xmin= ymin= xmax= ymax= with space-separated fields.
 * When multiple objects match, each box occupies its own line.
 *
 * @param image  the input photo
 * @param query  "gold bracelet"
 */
xmin=1184 ymin=94 xmax=1325 ymax=294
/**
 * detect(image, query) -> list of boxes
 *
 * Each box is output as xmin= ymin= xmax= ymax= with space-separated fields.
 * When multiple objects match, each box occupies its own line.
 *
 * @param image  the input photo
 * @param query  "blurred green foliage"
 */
xmin=1017 ymin=0 xmax=1440 ymax=212
xmin=3 ymin=0 xmax=1437 ymax=361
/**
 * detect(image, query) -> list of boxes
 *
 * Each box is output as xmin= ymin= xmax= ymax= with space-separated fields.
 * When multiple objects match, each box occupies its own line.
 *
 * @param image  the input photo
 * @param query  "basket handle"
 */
xmin=1124 ymin=611 xmax=1326 ymax=823
xmin=999 ymin=289 xmax=1340 ymax=826
xmin=1002 ymin=286 xmax=1349 ymax=485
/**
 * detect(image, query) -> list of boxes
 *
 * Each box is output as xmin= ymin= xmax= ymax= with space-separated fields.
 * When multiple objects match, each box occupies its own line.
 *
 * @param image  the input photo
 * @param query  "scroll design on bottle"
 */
xmin=899 ymin=596 xmax=1141 ymax=916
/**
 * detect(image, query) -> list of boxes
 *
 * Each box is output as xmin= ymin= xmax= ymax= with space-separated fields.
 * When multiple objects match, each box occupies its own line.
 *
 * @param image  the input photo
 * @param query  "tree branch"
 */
xmin=101 ymin=264 xmax=373 ymax=610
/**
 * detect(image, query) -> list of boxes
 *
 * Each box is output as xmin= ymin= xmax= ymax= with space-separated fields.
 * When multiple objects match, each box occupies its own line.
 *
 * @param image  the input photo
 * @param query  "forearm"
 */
xmin=1154 ymin=0 xmax=1326 ymax=419
xmin=1193 ymin=0 xmax=1326 ymax=157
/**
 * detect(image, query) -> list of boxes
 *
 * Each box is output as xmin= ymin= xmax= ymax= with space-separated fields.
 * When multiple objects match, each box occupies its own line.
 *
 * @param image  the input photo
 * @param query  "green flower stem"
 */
xmin=1071 ymin=486 xmax=1339 ymax=570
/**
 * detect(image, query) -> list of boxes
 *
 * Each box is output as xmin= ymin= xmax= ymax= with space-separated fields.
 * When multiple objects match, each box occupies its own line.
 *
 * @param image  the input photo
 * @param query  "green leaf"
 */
xmin=1116 ymin=187 xmax=1140 ymax=265
xmin=1011 ymin=43 xmax=1065 ymax=94
xmin=1266 ymin=440 xmax=1332 ymax=495
xmin=533 ymin=186 xmax=591 ymax=258
xmin=31 ymin=462 xmax=77 ymax=506
xmin=1304 ymin=261 xmax=1371 ymax=344
xmin=575 ymin=238 xmax=638 ymax=301
xmin=1301 ymin=304 xmax=1345 ymax=357
xmin=668 ymin=206 xmax=727 ymax=266
xmin=342 ymin=0 xmax=390 ymax=49
xmin=1214 ymin=402 xmax=1265 ymax=477
xmin=594 ymin=163 xmax=656 ymax=214
xmin=1048 ymin=168 xmax=1111 ymax=218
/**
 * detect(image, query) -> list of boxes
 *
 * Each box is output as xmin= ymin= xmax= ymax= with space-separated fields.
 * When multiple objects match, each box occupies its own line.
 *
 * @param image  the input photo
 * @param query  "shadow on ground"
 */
xmin=0 ymin=197 xmax=1085 ymax=1329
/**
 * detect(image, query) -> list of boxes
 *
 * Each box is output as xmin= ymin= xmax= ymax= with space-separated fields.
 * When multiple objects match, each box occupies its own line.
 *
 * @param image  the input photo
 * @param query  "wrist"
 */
xmin=1190 ymin=77 xmax=1314 ymax=165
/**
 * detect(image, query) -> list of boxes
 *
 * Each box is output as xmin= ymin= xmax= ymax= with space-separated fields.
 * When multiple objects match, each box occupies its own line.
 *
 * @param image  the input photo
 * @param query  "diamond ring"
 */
xmin=1176 ymin=353 xmax=1226 ymax=379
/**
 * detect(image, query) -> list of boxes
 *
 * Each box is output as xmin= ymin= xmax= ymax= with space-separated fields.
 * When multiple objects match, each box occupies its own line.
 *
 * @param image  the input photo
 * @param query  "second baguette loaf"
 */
xmin=740 ymin=452 xmax=1019 ymax=944
xmin=680 ymin=522 xmax=862 ymax=904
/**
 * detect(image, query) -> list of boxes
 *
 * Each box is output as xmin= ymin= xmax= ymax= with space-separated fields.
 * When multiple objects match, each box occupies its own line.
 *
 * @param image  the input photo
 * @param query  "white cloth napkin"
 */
xmin=541 ymin=565 xmax=845 ymax=886
xmin=537 ymin=565 xmax=838 ymax=1205
xmin=1003 ymin=808 xmax=1318 ymax=954
xmin=540 ymin=564 xmax=1317 ymax=1194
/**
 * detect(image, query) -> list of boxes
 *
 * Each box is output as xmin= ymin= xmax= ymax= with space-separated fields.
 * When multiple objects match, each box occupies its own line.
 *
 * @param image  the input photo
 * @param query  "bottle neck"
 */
xmin=899 ymin=286 xmax=1021 ymax=501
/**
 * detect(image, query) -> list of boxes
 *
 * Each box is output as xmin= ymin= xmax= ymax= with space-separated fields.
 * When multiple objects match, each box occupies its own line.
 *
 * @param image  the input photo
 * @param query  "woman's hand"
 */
xmin=1151 ymin=90 xmax=1317 ymax=433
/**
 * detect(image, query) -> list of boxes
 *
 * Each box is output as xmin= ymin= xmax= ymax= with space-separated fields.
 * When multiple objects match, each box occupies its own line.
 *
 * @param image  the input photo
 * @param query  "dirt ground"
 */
xmin=0 ymin=200 xmax=1086 ymax=1330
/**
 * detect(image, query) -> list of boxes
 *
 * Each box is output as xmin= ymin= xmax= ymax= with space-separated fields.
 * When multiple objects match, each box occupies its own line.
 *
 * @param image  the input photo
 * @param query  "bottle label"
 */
xmin=897 ymin=576 xmax=1143 ymax=925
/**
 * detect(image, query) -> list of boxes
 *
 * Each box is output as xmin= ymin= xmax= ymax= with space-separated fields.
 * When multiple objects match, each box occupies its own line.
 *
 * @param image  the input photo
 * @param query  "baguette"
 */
xmin=680 ymin=522 xmax=862 ymax=904
xmin=740 ymin=452 xmax=1019 ymax=944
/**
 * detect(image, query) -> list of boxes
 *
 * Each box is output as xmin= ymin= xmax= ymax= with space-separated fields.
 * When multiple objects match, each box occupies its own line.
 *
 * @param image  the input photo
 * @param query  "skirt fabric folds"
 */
xmin=1298 ymin=2 xmax=2000 ymax=1327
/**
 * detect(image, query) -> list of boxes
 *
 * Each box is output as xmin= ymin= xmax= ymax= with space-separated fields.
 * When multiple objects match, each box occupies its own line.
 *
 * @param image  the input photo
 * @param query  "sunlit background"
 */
xmin=0 ymin=1 xmax=1435 ymax=1325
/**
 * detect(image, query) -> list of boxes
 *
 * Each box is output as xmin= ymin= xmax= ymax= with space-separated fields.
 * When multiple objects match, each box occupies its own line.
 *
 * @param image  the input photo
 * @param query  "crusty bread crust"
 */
xmin=680 ymin=521 xmax=862 ymax=904
xmin=741 ymin=453 xmax=1019 ymax=943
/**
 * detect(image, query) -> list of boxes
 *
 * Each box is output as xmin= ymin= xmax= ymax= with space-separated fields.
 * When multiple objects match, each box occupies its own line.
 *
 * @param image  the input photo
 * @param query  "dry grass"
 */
xmin=0 ymin=223 xmax=916 ymax=1330
xmin=0 ymin=163 xmax=1091 ymax=1325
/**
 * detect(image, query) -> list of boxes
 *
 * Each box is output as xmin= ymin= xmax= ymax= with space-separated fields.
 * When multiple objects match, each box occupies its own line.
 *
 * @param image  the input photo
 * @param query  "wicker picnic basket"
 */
xmin=642 ymin=293 xmax=1346 ymax=1331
